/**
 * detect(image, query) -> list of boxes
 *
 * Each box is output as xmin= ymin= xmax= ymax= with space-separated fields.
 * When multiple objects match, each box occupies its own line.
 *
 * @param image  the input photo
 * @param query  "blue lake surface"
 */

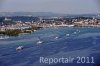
xmin=0 ymin=27 xmax=100 ymax=66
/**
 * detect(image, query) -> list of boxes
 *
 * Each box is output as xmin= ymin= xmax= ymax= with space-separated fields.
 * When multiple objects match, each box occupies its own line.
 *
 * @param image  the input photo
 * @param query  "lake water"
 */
xmin=0 ymin=27 xmax=100 ymax=66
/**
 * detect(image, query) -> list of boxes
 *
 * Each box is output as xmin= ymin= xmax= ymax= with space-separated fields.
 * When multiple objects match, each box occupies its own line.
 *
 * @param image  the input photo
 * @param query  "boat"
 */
xmin=34 ymin=30 xmax=37 ymax=32
xmin=37 ymin=41 xmax=43 ymax=44
xmin=67 ymin=25 xmax=74 ymax=27
xmin=16 ymin=46 xmax=24 ymax=51
xmin=0 ymin=36 xmax=9 ymax=39
xmin=73 ymin=32 xmax=77 ymax=34
xmin=66 ymin=34 xmax=70 ymax=36
xmin=55 ymin=36 xmax=59 ymax=39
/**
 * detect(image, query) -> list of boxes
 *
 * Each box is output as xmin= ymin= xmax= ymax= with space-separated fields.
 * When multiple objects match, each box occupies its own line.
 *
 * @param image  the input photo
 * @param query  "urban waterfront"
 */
xmin=0 ymin=27 xmax=100 ymax=66
xmin=1 ymin=14 xmax=100 ymax=36
xmin=1 ymin=0 xmax=100 ymax=66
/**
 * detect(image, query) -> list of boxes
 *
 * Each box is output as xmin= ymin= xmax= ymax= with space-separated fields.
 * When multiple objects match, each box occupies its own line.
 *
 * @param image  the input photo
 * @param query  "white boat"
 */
xmin=34 ymin=30 xmax=37 ymax=32
xmin=67 ymin=25 xmax=74 ymax=27
xmin=0 ymin=36 xmax=9 ymax=39
xmin=55 ymin=36 xmax=59 ymax=39
xmin=73 ymin=32 xmax=77 ymax=34
xmin=66 ymin=34 xmax=70 ymax=36
xmin=16 ymin=46 xmax=24 ymax=51
xmin=37 ymin=41 xmax=43 ymax=44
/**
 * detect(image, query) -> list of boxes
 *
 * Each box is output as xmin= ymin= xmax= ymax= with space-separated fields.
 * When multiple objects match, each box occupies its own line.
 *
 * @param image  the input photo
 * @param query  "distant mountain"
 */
xmin=0 ymin=12 xmax=97 ymax=17
xmin=0 ymin=12 xmax=64 ymax=17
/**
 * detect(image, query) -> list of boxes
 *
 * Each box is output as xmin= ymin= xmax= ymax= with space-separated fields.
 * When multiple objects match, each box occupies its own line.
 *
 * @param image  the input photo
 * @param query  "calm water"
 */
xmin=0 ymin=27 xmax=100 ymax=66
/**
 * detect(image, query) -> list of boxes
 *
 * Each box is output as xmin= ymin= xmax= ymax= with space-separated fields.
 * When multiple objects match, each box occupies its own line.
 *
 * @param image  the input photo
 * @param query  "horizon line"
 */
xmin=0 ymin=11 xmax=99 ymax=15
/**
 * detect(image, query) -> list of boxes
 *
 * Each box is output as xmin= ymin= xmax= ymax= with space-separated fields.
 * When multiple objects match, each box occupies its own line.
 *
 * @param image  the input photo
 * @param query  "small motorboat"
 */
xmin=55 ymin=36 xmax=59 ymax=39
xmin=37 ymin=41 xmax=43 ymax=44
xmin=34 ymin=30 xmax=37 ymax=32
xmin=73 ymin=32 xmax=77 ymax=34
xmin=0 ymin=36 xmax=9 ymax=39
xmin=16 ymin=46 xmax=24 ymax=51
xmin=66 ymin=34 xmax=70 ymax=36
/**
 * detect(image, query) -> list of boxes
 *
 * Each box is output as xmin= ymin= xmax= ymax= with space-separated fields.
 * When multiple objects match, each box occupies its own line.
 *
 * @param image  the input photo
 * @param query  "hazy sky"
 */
xmin=0 ymin=0 xmax=99 ymax=14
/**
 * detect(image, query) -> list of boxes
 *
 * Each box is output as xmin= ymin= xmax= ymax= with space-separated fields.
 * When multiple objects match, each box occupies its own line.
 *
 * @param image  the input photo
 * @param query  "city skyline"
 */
xmin=0 ymin=0 xmax=99 ymax=14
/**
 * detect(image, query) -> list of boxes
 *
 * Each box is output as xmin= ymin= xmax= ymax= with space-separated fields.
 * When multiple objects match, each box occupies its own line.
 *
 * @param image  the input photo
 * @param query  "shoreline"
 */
xmin=0 ymin=27 xmax=41 ymax=36
xmin=0 ymin=25 xmax=100 ymax=36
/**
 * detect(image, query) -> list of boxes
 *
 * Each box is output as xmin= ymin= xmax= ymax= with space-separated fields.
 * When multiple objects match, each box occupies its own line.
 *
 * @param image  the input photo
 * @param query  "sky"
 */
xmin=0 ymin=0 xmax=99 ymax=14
